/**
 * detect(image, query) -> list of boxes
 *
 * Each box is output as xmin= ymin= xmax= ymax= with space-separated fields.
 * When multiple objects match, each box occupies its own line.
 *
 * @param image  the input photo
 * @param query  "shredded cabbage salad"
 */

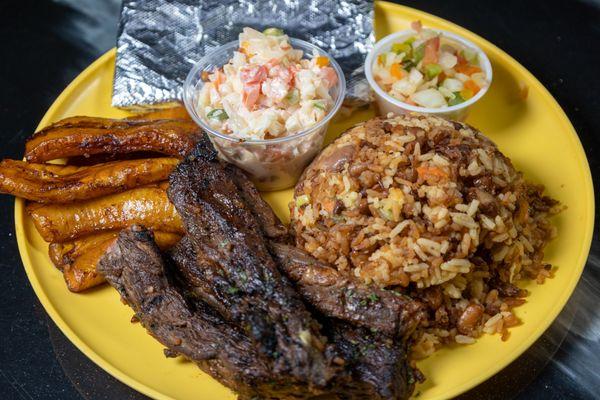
xmin=373 ymin=21 xmax=489 ymax=109
xmin=197 ymin=27 xmax=338 ymax=140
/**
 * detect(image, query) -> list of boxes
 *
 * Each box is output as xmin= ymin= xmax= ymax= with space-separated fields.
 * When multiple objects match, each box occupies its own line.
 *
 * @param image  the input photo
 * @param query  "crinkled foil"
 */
xmin=112 ymin=0 xmax=373 ymax=110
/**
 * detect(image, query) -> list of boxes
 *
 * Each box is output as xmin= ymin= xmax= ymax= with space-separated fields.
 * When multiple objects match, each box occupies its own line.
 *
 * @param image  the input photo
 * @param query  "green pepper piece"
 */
xmin=286 ymin=89 xmax=300 ymax=105
xmin=313 ymin=101 xmax=326 ymax=110
xmin=448 ymin=92 xmax=465 ymax=106
xmin=206 ymin=108 xmax=228 ymax=121
xmin=402 ymin=59 xmax=416 ymax=70
xmin=391 ymin=42 xmax=412 ymax=57
xmin=424 ymin=63 xmax=442 ymax=80
xmin=412 ymin=43 xmax=426 ymax=64
xmin=263 ymin=27 xmax=284 ymax=36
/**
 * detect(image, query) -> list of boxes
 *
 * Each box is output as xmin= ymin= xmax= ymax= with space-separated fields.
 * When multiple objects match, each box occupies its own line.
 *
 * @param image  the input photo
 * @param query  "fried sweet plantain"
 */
xmin=0 ymin=158 xmax=178 ymax=203
xmin=25 ymin=117 xmax=202 ymax=163
xmin=49 ymin=230 xmax=181 ymax=292
xmin=27 ymin=184 xmax=183 ymax=242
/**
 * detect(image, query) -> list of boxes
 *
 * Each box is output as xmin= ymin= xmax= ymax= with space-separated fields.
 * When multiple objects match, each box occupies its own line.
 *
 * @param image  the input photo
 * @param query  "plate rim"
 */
xmin=14 ymin=2 xmax=595 ymax=399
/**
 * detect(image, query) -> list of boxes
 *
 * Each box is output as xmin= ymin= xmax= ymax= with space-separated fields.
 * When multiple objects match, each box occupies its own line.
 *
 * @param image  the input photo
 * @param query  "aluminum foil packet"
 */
xmin=112 ymin=0 xmax=374 ymax=110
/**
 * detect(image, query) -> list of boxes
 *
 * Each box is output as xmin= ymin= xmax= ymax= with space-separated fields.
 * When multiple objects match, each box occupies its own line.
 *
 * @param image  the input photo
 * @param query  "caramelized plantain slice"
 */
xmin=25 ymin=117 xmax=202 ymax=163
xmin=50 ymin=231 xmax=181 ymax=292
xmin=0 ymin=158 xmax=179 ymax=203
xmin=27 ymin=184 xmax=183 ymax=242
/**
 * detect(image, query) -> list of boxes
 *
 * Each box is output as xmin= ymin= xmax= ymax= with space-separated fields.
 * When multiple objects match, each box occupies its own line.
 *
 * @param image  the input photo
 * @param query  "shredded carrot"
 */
xmin=463 ymin=79 xmax=481 ymax=94
xmin=455 ymin=64 xmax=482 ymax=76
xmin=417 ymin=165 xmax=449 ymax=180
xmin=315 ymin=56 xmax=330 ymax=67
xmin=321 ymin=198 xmax=336 ymax=214
xmin=390 ymin=63 xmax=405 ymax=79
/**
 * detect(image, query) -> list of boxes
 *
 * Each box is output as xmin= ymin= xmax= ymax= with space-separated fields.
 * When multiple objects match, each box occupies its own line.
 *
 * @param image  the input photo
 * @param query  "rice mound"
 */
xmin=290 ymin=114 xmax=559 ymax=354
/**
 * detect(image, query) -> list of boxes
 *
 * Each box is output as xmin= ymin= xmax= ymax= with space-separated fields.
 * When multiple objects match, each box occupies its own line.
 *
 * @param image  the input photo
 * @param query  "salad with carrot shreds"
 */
xmin=197 ymin=27 xmax=338 ymax=140
xmin=372 ymin=21 xmax=489 ymax=108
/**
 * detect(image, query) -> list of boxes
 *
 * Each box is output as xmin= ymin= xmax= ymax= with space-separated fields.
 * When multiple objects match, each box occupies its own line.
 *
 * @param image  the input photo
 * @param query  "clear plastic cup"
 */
xmin=183 ymin=38 xmax=346 ymax=191
xmin=365 ymin=30 xmax=492 ymax=121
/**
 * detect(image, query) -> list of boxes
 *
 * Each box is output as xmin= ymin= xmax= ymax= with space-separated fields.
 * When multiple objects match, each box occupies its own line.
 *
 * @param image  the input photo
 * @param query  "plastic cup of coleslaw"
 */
xmin=365 ymin=29 xmax=492 ymax=121
xmin=183 ymin=38 xmax=346 ymax=191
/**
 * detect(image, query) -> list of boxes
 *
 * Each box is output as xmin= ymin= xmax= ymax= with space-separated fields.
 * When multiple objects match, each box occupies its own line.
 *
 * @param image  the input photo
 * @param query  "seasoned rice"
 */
xmin=290 ymin=114 xmax=560 ymax=356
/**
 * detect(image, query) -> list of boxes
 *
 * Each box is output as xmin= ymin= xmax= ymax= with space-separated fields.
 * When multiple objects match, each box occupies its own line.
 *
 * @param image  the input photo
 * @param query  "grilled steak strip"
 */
xmin=168 ymin=145 xmax=338 ymax=387
xmin=170 ymin=237 xmax=233 ymax=319
xmin=172 ymin=238 xmax=414 ymax=400
xmin=271 ymin=242 xmax=425 ymax=339
xmin=328 ymin=322 xmax=418 ymax=400
xmin=98 ymin=226 xmax=316 ymax=400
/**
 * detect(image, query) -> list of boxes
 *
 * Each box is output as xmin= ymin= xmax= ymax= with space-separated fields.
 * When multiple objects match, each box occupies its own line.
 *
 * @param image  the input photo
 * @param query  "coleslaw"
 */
xmin=196 ymin=27 xmax=338 ymax=140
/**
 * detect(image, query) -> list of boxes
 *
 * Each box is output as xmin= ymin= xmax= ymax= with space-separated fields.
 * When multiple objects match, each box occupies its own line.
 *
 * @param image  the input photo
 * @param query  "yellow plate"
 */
xmin=15 ymin=2 xmax=593 ymax=399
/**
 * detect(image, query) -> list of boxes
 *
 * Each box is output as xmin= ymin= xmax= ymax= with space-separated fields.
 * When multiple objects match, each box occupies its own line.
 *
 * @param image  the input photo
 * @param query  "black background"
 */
xmin=0 ymin=0 xmax=598 ymax=399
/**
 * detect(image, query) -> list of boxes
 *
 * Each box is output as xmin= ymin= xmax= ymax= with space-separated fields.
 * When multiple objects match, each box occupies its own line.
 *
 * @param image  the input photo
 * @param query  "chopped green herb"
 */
xmin=227 ymin=286 xmax=240 ymax=295
xmin=263 ymin=27 xmax=284 ymax=36
xmin=404 ymin=37 xmax=416 ymax=45
xmin=424 ymin=63 xmax=442 ymax=80
xmin=359 ymin=299 xmax=368 ymax=307
xmin=346 ymin=289 xmax=355 ymax=298
xmin=313 ymin=101 xmax=326 ymax=110
xmin=412 ymin=43 xmax=426 ymax=63
xmin=295 ymin=194 xmax=310 ymax=207
xmin=286 ymin=88 xmax=300 ymax=105
xmin=448 ymin=92 xmax=465 ymax=106
xmin=207 ymin=108 xmax=228 ymax=121
xmin=401 ymin=59 xmax=416 ymax=70
xmin=368 ymin=293 xmax=380 ymax=303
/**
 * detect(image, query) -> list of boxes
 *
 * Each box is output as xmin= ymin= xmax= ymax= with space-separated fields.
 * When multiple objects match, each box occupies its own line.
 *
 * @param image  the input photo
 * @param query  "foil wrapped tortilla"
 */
xmin=112 ymin=0 xmax=373 ymax=110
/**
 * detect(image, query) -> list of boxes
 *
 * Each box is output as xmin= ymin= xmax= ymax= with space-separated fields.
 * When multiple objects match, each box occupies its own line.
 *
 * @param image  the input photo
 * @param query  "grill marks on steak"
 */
xmin=168 ymin=148 xmax=337 ymax=387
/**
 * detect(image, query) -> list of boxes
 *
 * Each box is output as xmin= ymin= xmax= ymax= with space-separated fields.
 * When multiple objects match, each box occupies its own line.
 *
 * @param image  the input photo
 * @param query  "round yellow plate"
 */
xmin=15 ymin=2 xmax=593 ymax=399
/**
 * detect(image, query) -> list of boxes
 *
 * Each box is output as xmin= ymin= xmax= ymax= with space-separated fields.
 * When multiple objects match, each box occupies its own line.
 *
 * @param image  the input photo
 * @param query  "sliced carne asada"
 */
xmin=168 ymin=148 xmax=339 ymax=387
xmin=270 ymin=242 xmax=426 ymax=339
xmin=97 ymin=226 xmax=277 ymax=399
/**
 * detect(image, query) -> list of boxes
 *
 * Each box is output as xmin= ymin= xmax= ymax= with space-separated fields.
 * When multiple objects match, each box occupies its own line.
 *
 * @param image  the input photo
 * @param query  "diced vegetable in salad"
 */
xmin=197 ymin=27 xmax=338 ymax=140
xmin=372 ymin=20 xmax=489 ymax=109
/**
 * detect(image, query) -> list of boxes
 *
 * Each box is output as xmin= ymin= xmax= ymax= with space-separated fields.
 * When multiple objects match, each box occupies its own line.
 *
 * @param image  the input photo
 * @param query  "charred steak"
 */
xmin=168 ymin=144 xmax=339 ymax=387
xmin=97 ymin=226 xmax=278 ymax=399
xmin=271 ymin=242 xmax=425 ymax=339
xmin=97 ymin=138 xmax=424 ymax=399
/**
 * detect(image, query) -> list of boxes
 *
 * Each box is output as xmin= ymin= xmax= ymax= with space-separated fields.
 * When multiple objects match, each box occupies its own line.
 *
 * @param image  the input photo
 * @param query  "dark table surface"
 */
xmin=0 ymin=0 xmax=598 ymax=399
